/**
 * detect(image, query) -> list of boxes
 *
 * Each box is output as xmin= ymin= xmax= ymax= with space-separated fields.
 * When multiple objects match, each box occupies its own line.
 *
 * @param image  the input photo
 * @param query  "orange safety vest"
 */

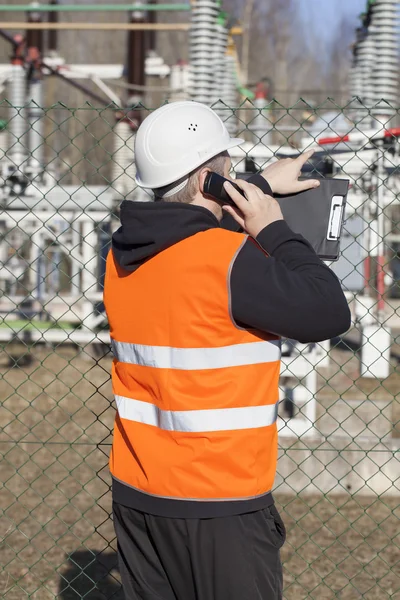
xmin=104 ymin=227 xmax=281 ymax=508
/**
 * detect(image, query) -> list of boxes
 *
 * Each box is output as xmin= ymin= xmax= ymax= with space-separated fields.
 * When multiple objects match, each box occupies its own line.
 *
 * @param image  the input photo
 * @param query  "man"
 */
xmin=104 ymin=101 xmax=350 ymax=600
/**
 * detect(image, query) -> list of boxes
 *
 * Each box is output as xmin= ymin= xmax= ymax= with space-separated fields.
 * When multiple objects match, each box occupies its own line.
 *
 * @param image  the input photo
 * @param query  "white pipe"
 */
xmin=28 ymin=80 xmax=44 ymax=169
xmin=170 ymin=62 xmax=190 ymax=102
xmin=81 ymin=219 xmax=98 ymax=295
xmin=29 ymin=230 xmax=43 ymax=302
xmin=70 ymin=223 xmax=81 ymax=294
xmin=375 ymin=140 xmax=386 ymax=320
xmin=8 ymin=64 xmax=27 ymax=169
xmin=368 ymin=216 xmax=380 ymax=258
xmin=91 ymin=75 xmax=121 ymax=106
xmin=303 ymin=367 xmax=317 ymax=427
xmin=81 ymin=218 xmax=98 ymax=331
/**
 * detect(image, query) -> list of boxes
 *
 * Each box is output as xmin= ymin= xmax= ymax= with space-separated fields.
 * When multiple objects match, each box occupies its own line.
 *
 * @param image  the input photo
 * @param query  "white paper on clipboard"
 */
xmin=327 ymin=195 xmax=345 ymax=241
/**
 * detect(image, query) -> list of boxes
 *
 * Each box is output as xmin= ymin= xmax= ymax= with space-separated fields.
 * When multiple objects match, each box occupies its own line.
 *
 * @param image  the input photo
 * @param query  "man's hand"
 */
xmin=223 ymin=179 xmax=283 ymax=238
xmin=260 ymin=149 xmax=320 ymax=195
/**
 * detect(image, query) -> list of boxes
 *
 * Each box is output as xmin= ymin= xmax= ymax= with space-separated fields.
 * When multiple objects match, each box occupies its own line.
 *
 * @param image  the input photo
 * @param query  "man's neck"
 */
xmin=191 ymin=197 xmax=223 ymax=221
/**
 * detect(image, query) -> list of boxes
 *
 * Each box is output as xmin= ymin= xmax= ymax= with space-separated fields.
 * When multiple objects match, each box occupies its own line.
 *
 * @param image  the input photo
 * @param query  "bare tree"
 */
xmin=222 ymin=0 xmax=351 ymax=104
xmin=325 ymin=16 xmax=354 ymax=104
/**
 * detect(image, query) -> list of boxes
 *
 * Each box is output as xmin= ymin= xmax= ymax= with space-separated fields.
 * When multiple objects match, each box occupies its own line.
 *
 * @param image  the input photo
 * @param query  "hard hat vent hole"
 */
xmin=188 ymin=123 xmax=198 ymax=131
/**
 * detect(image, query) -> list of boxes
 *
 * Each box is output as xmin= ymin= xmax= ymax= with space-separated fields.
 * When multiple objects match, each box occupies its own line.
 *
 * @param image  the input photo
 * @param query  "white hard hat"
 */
xmin=134 ymin=101 xmax=244 ymax=189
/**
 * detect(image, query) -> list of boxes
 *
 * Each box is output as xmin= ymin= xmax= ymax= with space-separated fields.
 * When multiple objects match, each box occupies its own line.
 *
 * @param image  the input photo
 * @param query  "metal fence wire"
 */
xmin=0 ymin=100 xmax=400 ymax=600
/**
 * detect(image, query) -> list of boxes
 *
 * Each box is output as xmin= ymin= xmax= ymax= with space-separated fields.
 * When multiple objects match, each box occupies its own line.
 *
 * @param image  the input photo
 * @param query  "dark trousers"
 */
xmin=113 ymin=502 xmax=286 ymax=600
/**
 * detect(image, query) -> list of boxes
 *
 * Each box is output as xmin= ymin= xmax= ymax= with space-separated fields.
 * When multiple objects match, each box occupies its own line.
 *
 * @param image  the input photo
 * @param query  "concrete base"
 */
xmin=276 ymin=435 xmax=400 ymax=497
xmin=361 ymin=324 xmax=391 ymax=379
xmin=317 ymin=398 xmax=393 ymax=443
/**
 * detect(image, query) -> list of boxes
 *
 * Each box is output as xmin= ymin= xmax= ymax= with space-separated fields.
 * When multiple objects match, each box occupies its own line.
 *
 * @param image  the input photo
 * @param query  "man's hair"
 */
xmin=153 ymin=152 xmax=228 ymax=204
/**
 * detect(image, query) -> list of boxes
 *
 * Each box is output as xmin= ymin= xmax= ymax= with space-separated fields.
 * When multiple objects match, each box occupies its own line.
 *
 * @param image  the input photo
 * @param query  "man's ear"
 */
xmin=198 ymin=168 xmax=211 ymax=195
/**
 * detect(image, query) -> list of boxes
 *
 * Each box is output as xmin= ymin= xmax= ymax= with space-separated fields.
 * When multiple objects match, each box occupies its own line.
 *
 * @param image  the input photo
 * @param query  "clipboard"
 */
xmin=237 ymin=175 xmax=349 ymax=261
xmin=275 ymin=178 xmax=349 ymax=261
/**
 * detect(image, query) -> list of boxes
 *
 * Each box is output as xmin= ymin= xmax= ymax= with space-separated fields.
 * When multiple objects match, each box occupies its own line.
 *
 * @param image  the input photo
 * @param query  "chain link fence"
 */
xmin=1 ymin=100 xmax=399 ymax=599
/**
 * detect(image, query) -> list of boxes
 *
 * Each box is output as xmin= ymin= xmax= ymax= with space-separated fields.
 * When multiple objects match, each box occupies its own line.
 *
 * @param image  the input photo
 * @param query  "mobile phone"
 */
xmin=203 ymin=172 xmax=246 ymax=207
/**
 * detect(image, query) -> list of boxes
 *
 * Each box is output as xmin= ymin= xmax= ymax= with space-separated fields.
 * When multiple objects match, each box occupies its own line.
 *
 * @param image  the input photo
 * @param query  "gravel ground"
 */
xmin=1 ymin=343 xmax=399 ymax=599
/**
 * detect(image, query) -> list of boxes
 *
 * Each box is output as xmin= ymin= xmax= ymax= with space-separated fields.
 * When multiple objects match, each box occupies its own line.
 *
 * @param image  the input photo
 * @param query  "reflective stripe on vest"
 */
xmin=111 ymin=339 xmax=281 ymax=370
xmin=116 ymin=395 xmax=279 ymax=432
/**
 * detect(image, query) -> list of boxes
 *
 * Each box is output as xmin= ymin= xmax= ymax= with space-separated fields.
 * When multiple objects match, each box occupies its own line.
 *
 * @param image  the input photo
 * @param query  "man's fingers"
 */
xmin=230 ymin=178 xmax=258 ymax=194
xmin=231 ymin=178 xmax=265 ymax=202
xmin=295 ymin=149 xmax=315 ymax=167
xmin=223 ymin=181 xmax=249 ymax=212
xmin=296 ymin=178 xmax=320 ymax=192
xmin=222 ymin=205 xmax=245 ymax=229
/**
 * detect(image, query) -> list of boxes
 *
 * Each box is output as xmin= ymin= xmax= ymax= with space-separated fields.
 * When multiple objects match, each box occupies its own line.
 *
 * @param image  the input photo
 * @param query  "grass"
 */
xmin=0 ymin=319 xmax=74 ymax=332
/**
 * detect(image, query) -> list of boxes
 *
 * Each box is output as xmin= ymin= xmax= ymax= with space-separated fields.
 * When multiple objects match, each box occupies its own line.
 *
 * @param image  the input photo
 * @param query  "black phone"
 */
xmin=203 ymin=172 xmax=246 ymax=207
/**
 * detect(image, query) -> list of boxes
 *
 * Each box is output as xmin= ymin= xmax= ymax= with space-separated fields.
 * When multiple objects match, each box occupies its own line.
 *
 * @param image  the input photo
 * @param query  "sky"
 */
xmin=300 ymin=0 xmax=367 ymax=40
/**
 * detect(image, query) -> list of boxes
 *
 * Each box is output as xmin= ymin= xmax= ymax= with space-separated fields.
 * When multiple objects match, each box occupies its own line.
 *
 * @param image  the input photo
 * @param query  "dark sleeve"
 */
xmin=246 ymin=173 xmax=273 ymax=195
xmin=220 ymin=174 xmax=273 ymax=232
xmin=230 ymin=221 xmax=351 ymax=342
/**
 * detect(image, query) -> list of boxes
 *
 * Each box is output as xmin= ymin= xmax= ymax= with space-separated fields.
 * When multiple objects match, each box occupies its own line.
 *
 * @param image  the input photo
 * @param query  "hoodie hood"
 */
xmin=112 ymin=200 xmax=220 ymax=272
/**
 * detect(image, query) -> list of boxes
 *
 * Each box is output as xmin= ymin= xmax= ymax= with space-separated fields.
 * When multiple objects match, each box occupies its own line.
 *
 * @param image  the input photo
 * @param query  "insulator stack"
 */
xmin=348 ymin=62 xmax=359 ymax=101
xmin=369 ymin=0 xmax=399 ymax=119
xmin=358 ymin=31 xmax=376 ymax=111
xmin=349 ymin=28 xmax=364 ymax=100
xmin=189 ymin=0 xmax=220 ymax=104
xmin=212 ymin=12 xmax=232 ymax=126
xmin=212 ymin=11 xmax=229 ymax=107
